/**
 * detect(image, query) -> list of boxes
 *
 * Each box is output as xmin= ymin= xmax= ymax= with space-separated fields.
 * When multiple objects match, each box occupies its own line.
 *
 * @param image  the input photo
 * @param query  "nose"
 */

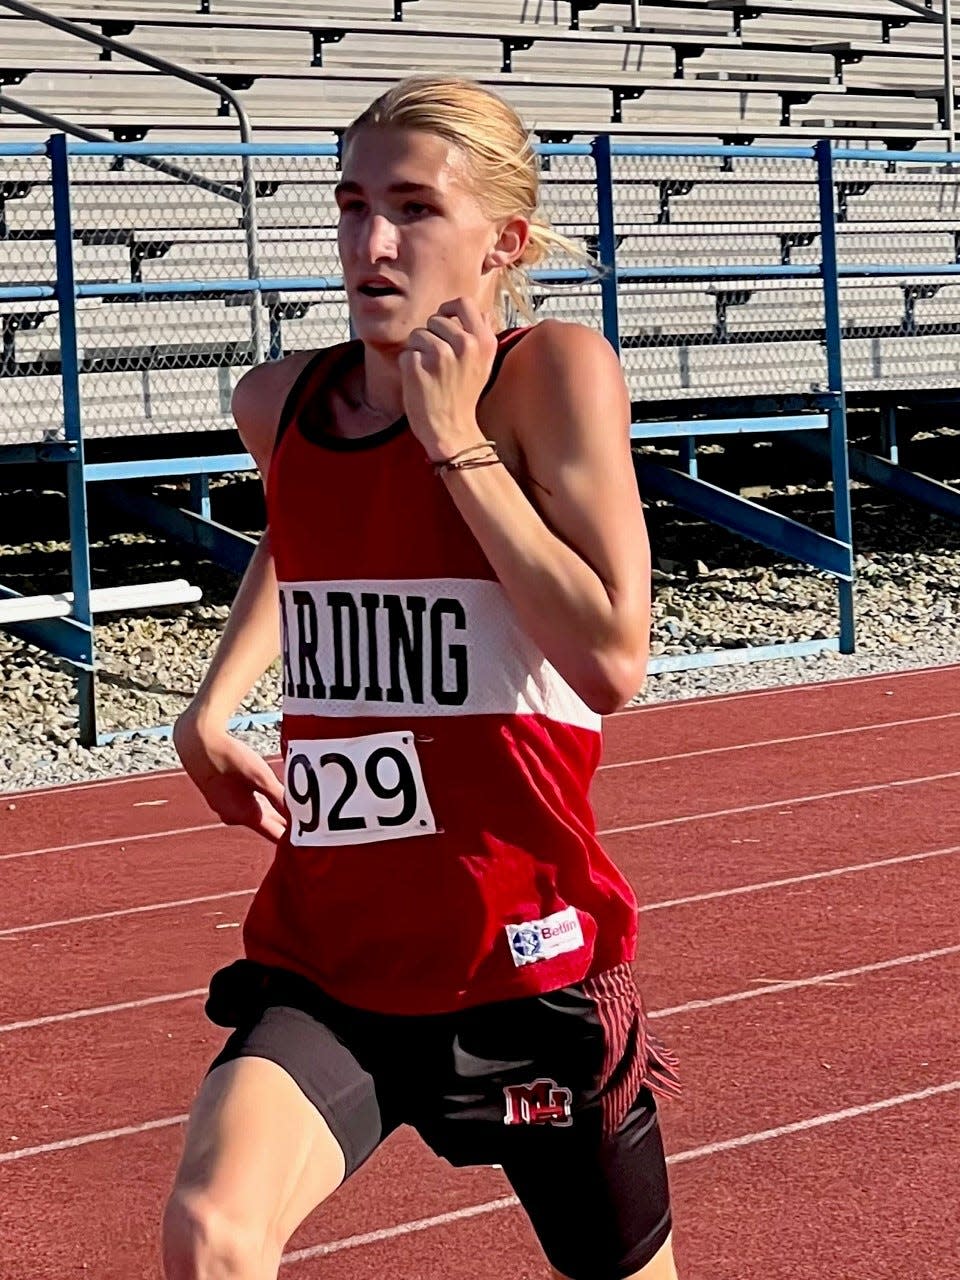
xmin=364 ymin=212 xmax=398 ymax=263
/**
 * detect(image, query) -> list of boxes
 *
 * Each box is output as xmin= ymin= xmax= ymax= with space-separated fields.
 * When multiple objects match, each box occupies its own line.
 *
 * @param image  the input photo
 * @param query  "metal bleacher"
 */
xmin=0 ymin=0 xmax=954 ymax=140
xmin=3 ymin=0 xmax=960 ymax=742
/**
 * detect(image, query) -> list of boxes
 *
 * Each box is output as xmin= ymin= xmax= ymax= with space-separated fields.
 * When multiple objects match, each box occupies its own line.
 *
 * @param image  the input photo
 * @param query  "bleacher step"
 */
xmin=0 ymin=579 xmax=202 ymax=624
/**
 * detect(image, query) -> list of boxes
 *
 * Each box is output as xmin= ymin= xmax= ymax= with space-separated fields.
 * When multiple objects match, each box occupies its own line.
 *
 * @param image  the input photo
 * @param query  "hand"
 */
xmin=398 ymin=297 xmax=499 ymax=461
xmin=173 ymin=710 xmax=287 ymax=843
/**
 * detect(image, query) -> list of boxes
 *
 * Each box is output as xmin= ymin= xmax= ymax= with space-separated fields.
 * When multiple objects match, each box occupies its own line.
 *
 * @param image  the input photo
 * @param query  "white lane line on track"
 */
xmin=6 ymin=923 xmax=956 ymax=1039
xmin=604 ymin=662 xmax=960 ymax=720
xmin=0 ymin=989 xmax=206 ymax=1035
xmin=4 ymin=665 xmax=952 ymax=802
xmin=4 ymin=838 xmax=957 ymax=948
xmin=0 ymin=890 xmax=253 ymax=939
xmin=0 ymin=759 xmax=282 ymax=803
xmin=5 ymin=917 xmax=955 ymax=1037
xmin=602 ymin=710 xmax=960 ymax=770
xmin=281 ymin=1200 xmax=523 ymax=1264
xmin=4 ymin=1076 xmax=957 ymax=1198
xmin=0 ymin=1115 xmax=189 ymax=1164
xmin=642 ymin=843 xmax=960 ymax=911
xmin=0 ymin=823 xmax=221 ymax=864
xmin=2 ymin=938 xmax=954 ymax=1137
xmin=8 ymin=762 xmax=960 ymax=864
xmin=280 ymin=1077 xmax=960 ymax=1264
xmin=597 ymin=768 xmax=960 ymax=835
xmin=4 ymin=962 xmax=958 ymax=1167
xmin=666 ymin=1079 xmax=960 ymax=1163
xmin=5 ymin=706 xmax=956 ymax=820
xmin=1 ymin=765 xmax=187 ymax=801
xmin=648 ymin=942 xmax=960 ymax=1019
xmin=3 ymin=664 xmax=956 ymax=807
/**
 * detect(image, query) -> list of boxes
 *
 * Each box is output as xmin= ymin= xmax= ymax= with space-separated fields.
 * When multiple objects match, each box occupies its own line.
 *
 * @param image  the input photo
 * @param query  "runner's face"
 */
xmin=337 ymin=127 xmax=501 ymax=348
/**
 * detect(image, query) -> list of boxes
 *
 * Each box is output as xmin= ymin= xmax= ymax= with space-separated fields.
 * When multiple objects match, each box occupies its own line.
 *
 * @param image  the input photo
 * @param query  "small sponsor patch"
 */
xmin=504 ymin=1079 xmax=573 ymax=1126
xmin=505 ymin=906 xmax=584 ymax=968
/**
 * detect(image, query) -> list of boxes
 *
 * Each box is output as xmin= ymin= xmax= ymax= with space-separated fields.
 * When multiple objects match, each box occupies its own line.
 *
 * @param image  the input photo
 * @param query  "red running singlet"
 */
xmin=242 ymin=329 xmax=640 ymax=1014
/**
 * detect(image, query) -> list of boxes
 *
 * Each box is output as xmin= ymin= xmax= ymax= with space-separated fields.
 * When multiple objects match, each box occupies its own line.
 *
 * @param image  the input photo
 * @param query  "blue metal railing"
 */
xmin=815 ymin=137 xmax=855 ymax=654
xmin=4 ymin=135 xmax=960 ymax=741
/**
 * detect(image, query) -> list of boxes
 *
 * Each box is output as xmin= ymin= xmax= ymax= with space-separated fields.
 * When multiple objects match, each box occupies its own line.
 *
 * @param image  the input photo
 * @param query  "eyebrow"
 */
xmin=333 ymin=180 xmax=444 ymax=200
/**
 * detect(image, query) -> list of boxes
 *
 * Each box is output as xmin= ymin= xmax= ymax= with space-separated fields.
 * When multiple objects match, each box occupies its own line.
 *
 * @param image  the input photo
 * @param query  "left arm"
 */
xmin=401 ymin=311 xmax=650 ymax=714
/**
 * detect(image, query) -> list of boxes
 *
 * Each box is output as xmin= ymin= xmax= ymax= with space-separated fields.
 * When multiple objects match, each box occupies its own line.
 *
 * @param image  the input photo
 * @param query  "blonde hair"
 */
xmin=343 ymin=76 xmax=590 ymax=323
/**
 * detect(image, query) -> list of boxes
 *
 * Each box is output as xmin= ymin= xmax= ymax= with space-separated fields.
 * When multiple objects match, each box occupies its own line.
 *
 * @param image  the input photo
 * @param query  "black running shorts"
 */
xmin=206 ymin=959 xmax=675 ymax=1280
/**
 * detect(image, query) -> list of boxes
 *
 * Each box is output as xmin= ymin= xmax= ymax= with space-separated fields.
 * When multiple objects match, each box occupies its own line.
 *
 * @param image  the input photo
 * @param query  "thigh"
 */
xmin=503 ymin=1089 xmax=673 ymax=1280
xmin=172 ymin=1003 xmax=385 ymax=1247
xmin=172 ymin=1054 xmax=343 ymax=1250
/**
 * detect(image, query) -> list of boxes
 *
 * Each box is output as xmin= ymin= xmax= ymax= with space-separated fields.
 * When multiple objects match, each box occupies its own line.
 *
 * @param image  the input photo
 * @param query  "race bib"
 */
xmin=284 ymin=731 xmax=437 ymax=847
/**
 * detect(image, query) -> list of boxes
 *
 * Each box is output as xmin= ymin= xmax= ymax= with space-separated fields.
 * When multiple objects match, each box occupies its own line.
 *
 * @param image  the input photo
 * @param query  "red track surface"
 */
xmin=2 ymin=663 xmax=959 ymax=1279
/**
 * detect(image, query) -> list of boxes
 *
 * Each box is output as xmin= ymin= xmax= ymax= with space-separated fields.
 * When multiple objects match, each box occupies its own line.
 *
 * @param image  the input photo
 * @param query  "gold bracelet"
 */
xmin=431 ymin=441 xmax=500 ymax=474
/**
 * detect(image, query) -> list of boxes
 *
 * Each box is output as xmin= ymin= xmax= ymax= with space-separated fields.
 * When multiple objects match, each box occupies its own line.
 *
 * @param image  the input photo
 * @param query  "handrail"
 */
xmin=887 ymin=0 xmax=945 ymax=18
xmin=0 ymin=0 xmax=264 ymax=360
xmin=945 ymin=0 xmax=955 ymax=151
xmin=0 ymin=91 xmax=253 ymax=203
xmin=879 ymin=0 xmax=955 ymax=148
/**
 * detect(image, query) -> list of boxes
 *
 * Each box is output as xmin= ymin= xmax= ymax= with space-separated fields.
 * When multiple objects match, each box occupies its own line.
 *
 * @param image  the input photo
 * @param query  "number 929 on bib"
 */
xmin=284 ymin=731 xmax=437 ymax=847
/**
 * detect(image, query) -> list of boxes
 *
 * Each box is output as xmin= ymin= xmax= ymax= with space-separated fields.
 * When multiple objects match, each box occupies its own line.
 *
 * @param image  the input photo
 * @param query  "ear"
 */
xmin=482 ymin=215 xmax=530 ymax=273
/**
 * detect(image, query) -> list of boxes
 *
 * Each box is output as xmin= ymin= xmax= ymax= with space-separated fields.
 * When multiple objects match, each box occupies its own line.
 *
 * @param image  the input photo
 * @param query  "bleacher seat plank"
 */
xmin=0 ymin=579 xmax=202 ymax=624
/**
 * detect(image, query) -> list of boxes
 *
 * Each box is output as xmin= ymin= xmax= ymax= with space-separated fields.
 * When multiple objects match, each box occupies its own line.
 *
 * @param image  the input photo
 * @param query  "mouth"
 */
xmin=356 ymin=278 xmax=402 ymax=299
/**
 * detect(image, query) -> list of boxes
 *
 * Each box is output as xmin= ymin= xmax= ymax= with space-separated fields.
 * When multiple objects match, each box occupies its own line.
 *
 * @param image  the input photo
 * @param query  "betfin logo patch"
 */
xmin=505 ymin=906 xmax=584 ymax=967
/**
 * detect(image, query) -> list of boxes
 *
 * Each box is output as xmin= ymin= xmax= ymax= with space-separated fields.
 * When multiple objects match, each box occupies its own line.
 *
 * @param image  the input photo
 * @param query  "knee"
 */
xmin=161 ymin=1188 xmax=281 ymax=1280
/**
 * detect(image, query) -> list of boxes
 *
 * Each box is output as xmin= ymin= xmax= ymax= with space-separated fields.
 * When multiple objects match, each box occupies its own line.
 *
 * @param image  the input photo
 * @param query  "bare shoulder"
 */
xmin=504 ymin=319 xmax=629 ymax=449
xmin=514 ymin=318 xmax=621 ymax=374
xmin=231 ymin=348 xmax=322 ymax=474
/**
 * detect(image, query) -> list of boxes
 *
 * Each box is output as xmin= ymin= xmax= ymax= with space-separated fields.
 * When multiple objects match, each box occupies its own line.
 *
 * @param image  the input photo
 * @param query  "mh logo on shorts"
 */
xmin=504 ymin=1079 xmax=573 ymax=1127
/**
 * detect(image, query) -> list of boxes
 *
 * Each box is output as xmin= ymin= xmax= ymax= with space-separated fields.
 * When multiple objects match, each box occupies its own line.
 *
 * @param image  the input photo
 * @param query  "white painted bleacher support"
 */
xmin=0 ymin=579 xmax=201 ymax=624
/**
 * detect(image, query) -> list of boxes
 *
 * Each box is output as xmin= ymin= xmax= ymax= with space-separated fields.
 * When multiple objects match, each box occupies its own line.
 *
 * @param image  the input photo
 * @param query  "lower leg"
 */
xmin=550 ymin=1233 xmax=679 ymax=1280
xmin=162 ymin=1190 xmax=281 ymax=1280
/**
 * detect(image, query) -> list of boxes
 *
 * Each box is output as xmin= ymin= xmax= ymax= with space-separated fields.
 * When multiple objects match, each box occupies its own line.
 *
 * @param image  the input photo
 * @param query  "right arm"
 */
xmin=172 ymin=352 xmax=316 ymax=841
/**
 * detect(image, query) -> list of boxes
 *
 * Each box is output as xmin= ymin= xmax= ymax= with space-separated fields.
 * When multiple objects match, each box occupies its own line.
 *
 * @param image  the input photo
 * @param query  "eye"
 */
xmin=338 ymin=198 xmax=366 ymax=215
xmin=403 ymin=201 xmax=432 ymax=218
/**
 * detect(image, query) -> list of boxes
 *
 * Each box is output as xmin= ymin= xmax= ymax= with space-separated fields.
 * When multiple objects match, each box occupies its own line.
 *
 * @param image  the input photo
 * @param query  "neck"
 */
xmin=358 ymin=343 xmax=405 ymax=420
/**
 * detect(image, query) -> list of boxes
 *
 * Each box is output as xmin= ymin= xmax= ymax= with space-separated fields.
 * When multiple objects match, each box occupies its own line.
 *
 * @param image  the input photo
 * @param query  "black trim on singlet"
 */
xmin=303 ymin=380 xmax=408 ymax=452
xmin=483 ymin=326 xmax=534 ymax=394
xmin=273 ymin=343 xmax=350 ymax=454
xmin=274 ymin=326 xmax=535 ymax=454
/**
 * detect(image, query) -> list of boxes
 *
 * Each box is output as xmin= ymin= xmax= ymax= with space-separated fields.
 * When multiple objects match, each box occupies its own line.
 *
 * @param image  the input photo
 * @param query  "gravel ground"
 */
xmin=2 ymin=463 xmax=959 ymax=794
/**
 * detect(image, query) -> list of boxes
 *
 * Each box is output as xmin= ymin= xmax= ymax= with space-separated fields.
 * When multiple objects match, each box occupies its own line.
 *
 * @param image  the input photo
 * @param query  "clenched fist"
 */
xmin=399 ymin=297 xmax=499 ymax=463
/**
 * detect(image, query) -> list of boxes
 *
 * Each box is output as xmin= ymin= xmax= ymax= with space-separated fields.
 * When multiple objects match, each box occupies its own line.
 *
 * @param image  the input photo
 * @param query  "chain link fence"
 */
xmin=7 ymin=141 xmax=960 ymax=450
xmin=605 ymin=149 xmax=829 ymax=403
xmin=531 ymin=149 xmax=604 ymax=336
xmin=12 ymin=137 xmax=959 ymax=740
xmin=833 ymin=154 xmax=960 ymax=393
xmin=57 ymin=150 xmax=348 ymax=443
xmin=0 ymin=145 xmax=354 ymax=448
xmin=0 ymin=147 xmax=61 ymax=446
